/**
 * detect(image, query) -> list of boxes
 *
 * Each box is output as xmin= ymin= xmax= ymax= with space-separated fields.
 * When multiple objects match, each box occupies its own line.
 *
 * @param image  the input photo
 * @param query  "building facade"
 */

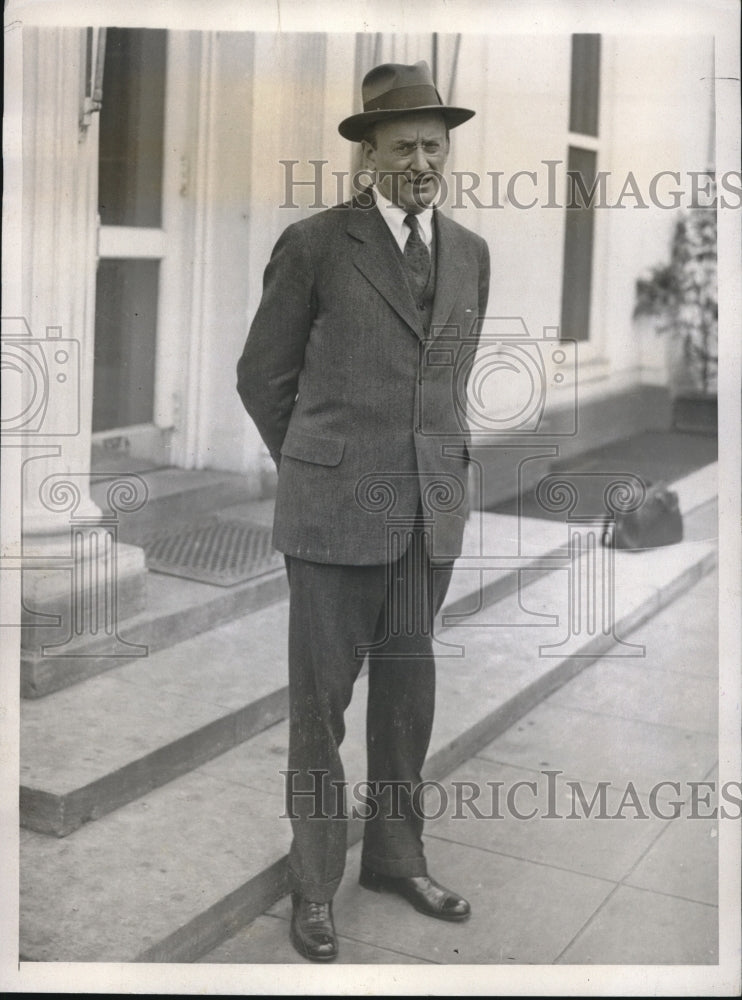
xmin=4 ymin=26 xmax=717 ymax=613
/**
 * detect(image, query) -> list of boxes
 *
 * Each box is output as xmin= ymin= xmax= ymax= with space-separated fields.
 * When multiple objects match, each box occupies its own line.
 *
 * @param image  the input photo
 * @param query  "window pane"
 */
xmin=98 ymin=28 xmax=167 ymax=227
xmin=93 ymin=259 xmax=159 ymax=431
xmin=569 ymin=33 xmax=601 ymax=137
xmin=561 ymin=146 xmax=596 ymax=343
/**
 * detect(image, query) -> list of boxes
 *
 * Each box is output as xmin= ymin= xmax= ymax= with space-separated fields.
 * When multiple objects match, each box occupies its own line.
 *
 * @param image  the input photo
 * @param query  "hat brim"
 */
xmin=338 ymin=105 xmax=475 ymax=142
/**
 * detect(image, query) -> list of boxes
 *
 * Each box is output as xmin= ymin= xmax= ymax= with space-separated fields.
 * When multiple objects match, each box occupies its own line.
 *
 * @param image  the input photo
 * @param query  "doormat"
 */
xmin=144 ymin=519 xmax=283 ymax=587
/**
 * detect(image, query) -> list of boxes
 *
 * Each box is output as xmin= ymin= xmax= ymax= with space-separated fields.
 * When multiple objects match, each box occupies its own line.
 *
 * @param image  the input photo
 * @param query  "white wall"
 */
xmin=452 ymin=34 xmax=570 ymax=335
xmin=173 ymin=31 xmax=716 ymax=477
xmin=9 ymin=27 xmax=718 ymax=511
xmin=194 ymin=33 xmax=355 ymax=483
xmin=599 ymin=35 xmax=715 ymax=386
xmin=449 ymin=33 xmax=714 ymax=418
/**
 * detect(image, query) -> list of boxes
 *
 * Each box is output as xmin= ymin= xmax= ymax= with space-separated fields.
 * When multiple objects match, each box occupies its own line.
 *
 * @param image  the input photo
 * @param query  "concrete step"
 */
xmin=20 ymin=511 xmax=569 ymax=835
xmin=20 ymin=466 xmax=716 ymax=838
xmin=19 ymin=487 xmax=717 ymax=961
xmin=20 ymin=556 xmax=288 ymax=699
xmin=89 ymin=467 xmax=256 ymax=547
xmin=22 ymin=460 xmax=715 ymax=702
xmin=21 ymin=473 xmax=277 ymax=700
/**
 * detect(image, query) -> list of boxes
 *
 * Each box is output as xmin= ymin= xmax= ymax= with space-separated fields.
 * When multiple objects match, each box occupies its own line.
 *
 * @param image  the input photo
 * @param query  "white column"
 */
xmin=14 ymin=26 xmax=102 ymax=544
xmin=4 ymin=27 xmax=147 ymax=655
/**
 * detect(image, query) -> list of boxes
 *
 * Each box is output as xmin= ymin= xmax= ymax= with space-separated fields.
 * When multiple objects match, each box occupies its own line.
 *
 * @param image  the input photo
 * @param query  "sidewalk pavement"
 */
xmin=202 ymin=566 xmax=720 ymax=966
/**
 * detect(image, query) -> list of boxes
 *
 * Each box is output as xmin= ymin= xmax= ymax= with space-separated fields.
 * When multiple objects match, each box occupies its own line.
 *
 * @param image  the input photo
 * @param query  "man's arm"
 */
xmin=236 ymin=223 xmax=316 ymax=464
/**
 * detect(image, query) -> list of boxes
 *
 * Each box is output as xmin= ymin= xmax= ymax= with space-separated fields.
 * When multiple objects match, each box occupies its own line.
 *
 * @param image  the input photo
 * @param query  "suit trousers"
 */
xmin=283 ymin=524 xmax=454 ymax=902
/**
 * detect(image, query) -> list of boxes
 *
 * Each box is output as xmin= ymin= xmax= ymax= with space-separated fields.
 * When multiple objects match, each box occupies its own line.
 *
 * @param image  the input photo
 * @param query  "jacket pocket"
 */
xmin=280 ymin=427 xmax=345 ymax=466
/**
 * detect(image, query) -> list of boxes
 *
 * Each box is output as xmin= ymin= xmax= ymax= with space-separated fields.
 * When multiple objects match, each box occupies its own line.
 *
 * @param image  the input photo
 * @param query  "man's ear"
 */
xmin=361 ymin=140 xmax=376 ymax=171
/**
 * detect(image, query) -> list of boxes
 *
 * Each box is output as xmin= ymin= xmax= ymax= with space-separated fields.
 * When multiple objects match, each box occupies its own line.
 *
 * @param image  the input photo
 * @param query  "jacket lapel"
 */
xmin=347 ymin=197 xmax=425 ymax=341
xmin=430 ymin=210 xmax=469 ymax=336
xmin=347 ymin=196 xmax=470 ymax=342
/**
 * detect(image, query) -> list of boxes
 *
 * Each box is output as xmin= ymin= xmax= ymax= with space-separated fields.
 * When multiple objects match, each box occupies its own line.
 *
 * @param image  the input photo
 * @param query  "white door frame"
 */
xmin=92 ymin=30 xmax=202 ymax=467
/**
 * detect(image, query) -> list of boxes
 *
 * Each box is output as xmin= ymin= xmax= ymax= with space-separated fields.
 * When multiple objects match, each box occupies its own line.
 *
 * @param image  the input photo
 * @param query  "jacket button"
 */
xmin=417 ymin=303 xmax=425 ymax=311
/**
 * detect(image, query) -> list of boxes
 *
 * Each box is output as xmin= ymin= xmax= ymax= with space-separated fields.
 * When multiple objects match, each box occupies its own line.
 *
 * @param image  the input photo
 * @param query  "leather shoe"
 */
xmin=359 ymin=865 xmax=470 ymax=921
xmin=289 ymin=892 xmax=338 ymax=962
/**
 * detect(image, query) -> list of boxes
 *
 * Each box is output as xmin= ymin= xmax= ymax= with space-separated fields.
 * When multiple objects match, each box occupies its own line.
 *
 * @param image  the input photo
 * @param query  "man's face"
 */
xmin=363 ymin=112 xmax=450 ymax=213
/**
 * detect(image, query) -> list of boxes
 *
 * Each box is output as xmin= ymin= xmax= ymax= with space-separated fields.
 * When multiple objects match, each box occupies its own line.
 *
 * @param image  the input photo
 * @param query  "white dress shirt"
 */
xmin=374 ymin=190 xmax=434 ymax=252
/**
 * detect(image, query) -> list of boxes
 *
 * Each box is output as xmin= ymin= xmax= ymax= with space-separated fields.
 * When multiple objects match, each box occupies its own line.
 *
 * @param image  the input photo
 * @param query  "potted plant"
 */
xmin=633 ymin=200 xmax=718 ymax=434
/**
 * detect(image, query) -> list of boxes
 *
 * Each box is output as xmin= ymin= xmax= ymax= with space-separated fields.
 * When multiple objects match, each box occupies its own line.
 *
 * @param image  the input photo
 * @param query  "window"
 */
xmin=93 ymin=28 xmax=167 ymax=433
xmin=569 ymin=33 xmax=601 ymax=137
xmin=561 ymin=34 xmax=601 ymax=344
xmin=98 ymin=28 xmax=166 ymax=227
xmin=93 ymin=259 xmax=160 ymax=431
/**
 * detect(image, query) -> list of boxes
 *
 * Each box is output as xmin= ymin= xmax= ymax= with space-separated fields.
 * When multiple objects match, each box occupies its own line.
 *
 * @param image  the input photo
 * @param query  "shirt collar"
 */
xmin=374 ymin=189 xmax=434 ymax=249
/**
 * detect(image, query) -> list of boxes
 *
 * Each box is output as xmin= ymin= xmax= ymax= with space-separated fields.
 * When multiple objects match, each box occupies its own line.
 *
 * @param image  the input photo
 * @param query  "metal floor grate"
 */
xmin=144 ymin=519 xmax=283 ymax=587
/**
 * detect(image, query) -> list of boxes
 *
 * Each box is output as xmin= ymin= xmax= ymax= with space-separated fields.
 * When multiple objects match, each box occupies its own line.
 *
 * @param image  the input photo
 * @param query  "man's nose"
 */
xmin=410 ymin=145 xmax=429 ymax=172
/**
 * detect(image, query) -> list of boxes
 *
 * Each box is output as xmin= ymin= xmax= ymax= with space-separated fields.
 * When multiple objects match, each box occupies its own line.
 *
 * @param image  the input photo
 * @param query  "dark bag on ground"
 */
xmin=602 ymin=481 xmax=683 ymax=550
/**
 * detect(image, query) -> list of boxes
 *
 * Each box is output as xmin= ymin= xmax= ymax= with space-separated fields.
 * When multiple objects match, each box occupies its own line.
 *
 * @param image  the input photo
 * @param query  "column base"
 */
xmin=20 ymin=536 xmax=148 ymax=655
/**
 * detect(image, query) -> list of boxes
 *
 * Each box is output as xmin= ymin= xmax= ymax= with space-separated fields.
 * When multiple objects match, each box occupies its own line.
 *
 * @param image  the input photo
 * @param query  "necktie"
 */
xmin=403 ymin=213 xmax=431 ymax=293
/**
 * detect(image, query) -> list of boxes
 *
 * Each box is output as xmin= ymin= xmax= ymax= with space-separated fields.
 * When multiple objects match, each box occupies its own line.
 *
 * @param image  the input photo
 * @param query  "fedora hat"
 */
xmin=338 ymin=60 xmax=475 ymax=142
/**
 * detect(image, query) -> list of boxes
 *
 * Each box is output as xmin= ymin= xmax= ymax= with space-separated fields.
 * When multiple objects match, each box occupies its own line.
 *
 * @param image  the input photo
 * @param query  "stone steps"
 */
xmin=20 ymin=600 xmax=291 ymax=836
xmin=20 ymin=560 xmax=288 ymax=699
xmin=20 ymin=511 xmax=568 ymax=835
xmin=21 ymin=471 xmax=278 ymax=700
xmin=89 ymin=467 xmax=257 ymax=548
xmin=19 ymin=474 xmax=717 ymax=962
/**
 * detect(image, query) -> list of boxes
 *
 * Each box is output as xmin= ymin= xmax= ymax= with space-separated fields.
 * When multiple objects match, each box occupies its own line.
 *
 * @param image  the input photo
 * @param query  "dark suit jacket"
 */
xmin=237 ymin=193 xmax=490 ymax=564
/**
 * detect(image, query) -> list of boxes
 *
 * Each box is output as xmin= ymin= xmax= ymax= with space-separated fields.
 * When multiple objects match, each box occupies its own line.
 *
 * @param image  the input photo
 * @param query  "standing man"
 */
xmin=237 ymin=60 xmax=489 ymax=962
